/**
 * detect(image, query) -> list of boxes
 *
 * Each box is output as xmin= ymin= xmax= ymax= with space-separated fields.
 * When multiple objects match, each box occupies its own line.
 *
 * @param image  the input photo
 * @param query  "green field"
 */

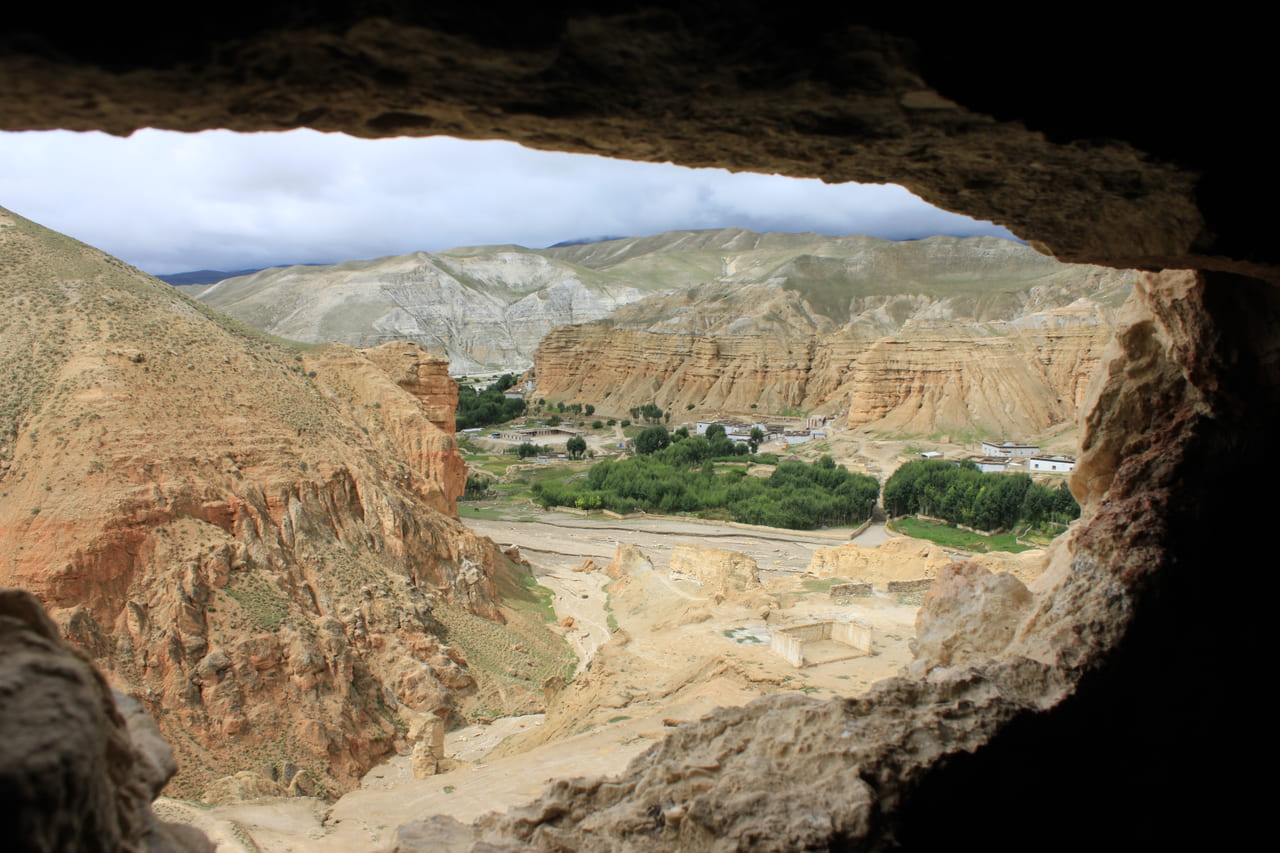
xmin=889 ymin=516 xmax=1031 ymax=553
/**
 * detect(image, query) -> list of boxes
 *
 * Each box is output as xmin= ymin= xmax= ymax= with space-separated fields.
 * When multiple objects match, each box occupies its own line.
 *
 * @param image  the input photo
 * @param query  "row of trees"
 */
xmin=883 ymin=459 xmax=1079 ymax=531
xmin=629 ymin=402 xmax=668 ymax=423
xmin=455 ymin=374 xmax=525 ymax=430
xmin=532 ymin=445 xmax=879 ymax=530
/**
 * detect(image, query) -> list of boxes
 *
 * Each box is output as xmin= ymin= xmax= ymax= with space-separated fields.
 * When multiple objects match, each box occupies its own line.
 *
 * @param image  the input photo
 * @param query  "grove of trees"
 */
xmin=456 ymin=374 xmax=525 ymax=430
xmin=532 ymin=438 xmax=879 ymax=529
xmin=883 ymin=459 xmax=1080 ymax=531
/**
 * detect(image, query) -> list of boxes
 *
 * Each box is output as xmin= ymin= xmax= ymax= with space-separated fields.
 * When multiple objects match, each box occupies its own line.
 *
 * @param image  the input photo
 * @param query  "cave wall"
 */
xmin=1 ymin=5 xmax=1275 ymax=850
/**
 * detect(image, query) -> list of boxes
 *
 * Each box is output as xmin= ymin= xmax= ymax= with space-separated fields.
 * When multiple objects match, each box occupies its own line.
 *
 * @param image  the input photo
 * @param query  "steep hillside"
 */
xmin=199 ymin=246 xmax=675 ymax=373
xmin=202 ymin=228 xmax=1072 ymax=376
xmin=0 ymin=207 xmax=558 ymax=798
xmin=532 ymin=235 xmax=1132 ymax=436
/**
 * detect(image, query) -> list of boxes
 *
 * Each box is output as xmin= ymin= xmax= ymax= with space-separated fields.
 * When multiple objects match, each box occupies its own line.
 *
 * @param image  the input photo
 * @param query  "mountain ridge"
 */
xmin=198 ymin=229 xmax=1068 ymax=376
xmin=0 ymin=206 xmax=560 ymax=798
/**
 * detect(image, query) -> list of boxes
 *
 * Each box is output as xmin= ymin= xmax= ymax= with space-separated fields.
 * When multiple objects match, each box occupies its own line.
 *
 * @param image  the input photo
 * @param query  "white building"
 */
xmin=1028 ymin=455 xmax=1076 ymax=473
xmin=981 ymin=440 xmax=1040 ymax=458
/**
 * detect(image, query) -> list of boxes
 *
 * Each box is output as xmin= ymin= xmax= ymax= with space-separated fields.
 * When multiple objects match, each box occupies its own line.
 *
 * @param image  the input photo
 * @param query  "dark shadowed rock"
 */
xmin=0 ymin=588 xmax=213 ymax=852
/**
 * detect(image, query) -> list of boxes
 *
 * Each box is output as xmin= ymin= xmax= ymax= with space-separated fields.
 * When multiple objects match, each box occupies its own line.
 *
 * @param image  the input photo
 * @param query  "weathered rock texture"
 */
xmin=807 ymin=537 xmax=952 ymax=583
xmin=2 ymin=8 xmax=1275 ymax=850
xmin=668 ymin=543 xmax=761 ymax=599
xmin=605 ymin=543 xmax=654 ymax=580
xmin=0 ymin=588 xmax=213 ymax=851
xmin=1 ymin=10 xmax=1269 ymax=280
xmin=533 ymin=235 xmax=1130 ymax=433
xmin=905 ymin=561 xmax=1033 ymax=678
xmin=0 ymin=208 xmax=515 ymax=798
xmin=200 ymin=248 xmax=665 ymax=373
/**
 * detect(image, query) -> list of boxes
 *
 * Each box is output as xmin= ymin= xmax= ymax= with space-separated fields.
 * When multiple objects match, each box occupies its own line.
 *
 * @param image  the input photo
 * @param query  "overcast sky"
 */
xmin=0 ymin=128 xmax=1018 ymax=275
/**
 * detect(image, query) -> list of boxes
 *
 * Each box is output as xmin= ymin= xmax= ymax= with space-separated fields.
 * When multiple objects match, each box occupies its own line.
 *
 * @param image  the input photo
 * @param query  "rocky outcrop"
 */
xmin=533 ymin=240 xmax=1131 ymax=433
xmin=605 ymin=543 xmax=653 ymax=580
xmin=0 ymin=588 xmax=214 ymax=851
xmin=668 ymin=543 xmax=761 ymax=599
xmin=0 ymin=208 xmax=510 ymax=797
xmin=5 ymin=11 xmax=1277 ymax=850
xmin=905 ymin=560 xmax=1034 ymax=678
xmin=807 ymin=536 xmax=952 ymax=583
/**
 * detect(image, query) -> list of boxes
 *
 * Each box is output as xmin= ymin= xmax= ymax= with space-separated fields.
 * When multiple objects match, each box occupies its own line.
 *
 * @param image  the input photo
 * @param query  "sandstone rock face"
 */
xmin=668 ymin=543 xmax=761 ymax=598
xmin=807 ymin=537 xmax=952 ymax=583
xmin=199 ymin=771 xmax=288 ymax=806
xmin=965 ymin=548 xmax=1048 ymax=585
xmin=0 ymin=588 xmax=213 ymax=852
xmin=905 ymin=561 xmax=1034 ymax=678
xmin=199 ymin=248 xmax=661 ymax=373
xmin=533 ymin=237 xmax=1131 ymax=434
xmin=0 ymin=209 xmax=508 ymax=797
xmin=605 ymin=543 xmax=654 ymax=580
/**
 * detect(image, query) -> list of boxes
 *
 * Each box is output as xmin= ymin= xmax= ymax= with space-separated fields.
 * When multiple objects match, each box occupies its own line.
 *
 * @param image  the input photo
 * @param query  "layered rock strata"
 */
xmin=668 ymin=543 xmax=761 ymax=600
xmin=533 ymin=240 xmax=1131 ymax=434
xmin=199 ymin=249 xmax=658 ymax=373
xmin=0 ymin=208 xmax=510 ymax=797
xmin=807 ymin=537 xmax=952 ymax=583
xmin=4 ymin=11 xmax=1277 ymax=850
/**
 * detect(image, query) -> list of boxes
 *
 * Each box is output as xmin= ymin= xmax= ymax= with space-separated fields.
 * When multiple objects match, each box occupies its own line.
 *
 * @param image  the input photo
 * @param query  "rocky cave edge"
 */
xmin=1 ymin=6 xmax=1273 ymax=851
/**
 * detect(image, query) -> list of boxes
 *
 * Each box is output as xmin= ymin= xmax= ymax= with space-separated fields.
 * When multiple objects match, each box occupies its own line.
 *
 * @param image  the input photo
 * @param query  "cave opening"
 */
xmin=2 ymin=7 xmax=1275 ymax=850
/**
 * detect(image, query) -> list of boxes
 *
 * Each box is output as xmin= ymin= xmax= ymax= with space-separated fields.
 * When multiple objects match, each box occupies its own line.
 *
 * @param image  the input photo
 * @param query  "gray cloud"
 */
xmin=0 ymin=129 xmax=1018 ymax=274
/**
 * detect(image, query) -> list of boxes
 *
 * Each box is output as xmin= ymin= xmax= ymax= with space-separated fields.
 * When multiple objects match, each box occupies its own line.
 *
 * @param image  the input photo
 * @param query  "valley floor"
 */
xmin=164 ymin=509 xmax=928 ymax=851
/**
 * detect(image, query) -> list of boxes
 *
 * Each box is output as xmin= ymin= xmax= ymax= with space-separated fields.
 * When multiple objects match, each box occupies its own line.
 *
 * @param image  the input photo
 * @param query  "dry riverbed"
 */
xmin=170 ymin=509 xmax=928 ymax=852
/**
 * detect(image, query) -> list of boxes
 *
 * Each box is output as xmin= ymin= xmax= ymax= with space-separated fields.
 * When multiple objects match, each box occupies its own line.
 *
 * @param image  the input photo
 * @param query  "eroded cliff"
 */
xmin=0 ymin=207 xmax=516 ymax=797
xmin=532 ymin=235 xmax=1132 ymax=435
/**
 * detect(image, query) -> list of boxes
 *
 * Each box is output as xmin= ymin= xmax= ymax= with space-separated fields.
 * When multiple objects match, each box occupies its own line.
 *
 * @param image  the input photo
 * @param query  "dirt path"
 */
xmin=466 ymin=514 xmax=855 ymax=578
xmin=537 ymin=564 xmax=611 ymax=664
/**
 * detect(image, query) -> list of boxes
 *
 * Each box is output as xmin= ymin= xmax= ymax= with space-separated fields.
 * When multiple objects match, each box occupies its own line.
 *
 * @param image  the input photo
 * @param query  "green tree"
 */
xmin=635 ymin=425 xmax=671 ymax=455
xmin=566 ymin=436 xmax=587 ymax=459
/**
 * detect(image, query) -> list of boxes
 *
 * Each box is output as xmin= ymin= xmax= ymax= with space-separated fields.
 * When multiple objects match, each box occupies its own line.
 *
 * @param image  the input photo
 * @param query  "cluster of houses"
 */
xmin=968 ymin=440 xmax=1076 ymax=474
xmin=693 ymin=415 xmax=833 ymax=447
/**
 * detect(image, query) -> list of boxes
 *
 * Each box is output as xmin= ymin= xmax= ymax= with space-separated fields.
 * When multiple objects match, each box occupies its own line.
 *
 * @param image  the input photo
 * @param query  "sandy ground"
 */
xmin=173 ymin=506 xmax=929 ymax=852
xmin=467 ymin=513 xmax=878 ymax=577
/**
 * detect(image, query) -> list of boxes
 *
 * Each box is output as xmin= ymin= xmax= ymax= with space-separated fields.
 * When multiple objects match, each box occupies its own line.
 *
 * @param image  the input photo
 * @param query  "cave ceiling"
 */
xmin=1 ymin=5 xmax=1272 ymax=280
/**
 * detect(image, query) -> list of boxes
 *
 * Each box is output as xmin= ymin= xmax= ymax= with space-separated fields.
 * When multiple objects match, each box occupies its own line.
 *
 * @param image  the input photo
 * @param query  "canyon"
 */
xmin=530 ymin=233 xmax=1131 ymax=434
xmin=0 ymin=206 xmax=570 ymax=801
xmin=200 ymin=227 xmax=1131 ymax=439
xmin=1 ymin=7 xmax=1272 ymax=852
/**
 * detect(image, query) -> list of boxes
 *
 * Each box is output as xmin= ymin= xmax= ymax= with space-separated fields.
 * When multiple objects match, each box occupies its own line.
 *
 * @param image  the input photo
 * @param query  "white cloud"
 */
xmin=0 ymin=129 xmax=1017 ymax=274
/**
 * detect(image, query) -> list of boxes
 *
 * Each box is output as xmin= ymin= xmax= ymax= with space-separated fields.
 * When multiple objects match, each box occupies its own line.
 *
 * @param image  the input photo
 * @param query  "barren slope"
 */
xmin=0 ymin=207 xmax=566 ymax=798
